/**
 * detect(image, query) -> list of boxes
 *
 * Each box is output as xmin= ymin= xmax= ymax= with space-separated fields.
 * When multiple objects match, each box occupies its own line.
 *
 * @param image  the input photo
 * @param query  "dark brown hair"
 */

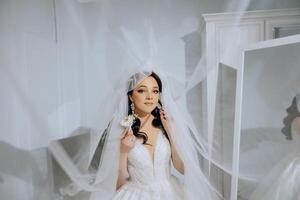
xmin=127 ymin=72 xmax=169 ymax=144
xmin=282 ymin=95 xmax=300 ymax=140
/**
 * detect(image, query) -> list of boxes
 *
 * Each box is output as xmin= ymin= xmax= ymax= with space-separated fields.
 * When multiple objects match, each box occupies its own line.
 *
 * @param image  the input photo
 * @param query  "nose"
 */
xmin=145 ymin=91 xmax=153 ymax=99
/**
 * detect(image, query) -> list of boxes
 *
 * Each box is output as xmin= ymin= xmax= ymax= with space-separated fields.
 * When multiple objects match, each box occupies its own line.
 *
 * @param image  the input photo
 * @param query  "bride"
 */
xmin=50 ymin=69 xmax=219 ymax=200
xmin=113 ymin=72 xmax=184 ymax=199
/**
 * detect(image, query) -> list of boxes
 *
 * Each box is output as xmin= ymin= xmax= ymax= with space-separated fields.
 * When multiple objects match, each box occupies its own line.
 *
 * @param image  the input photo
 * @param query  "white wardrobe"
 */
xmin=199 ymin=8 xmax=300 ymax=200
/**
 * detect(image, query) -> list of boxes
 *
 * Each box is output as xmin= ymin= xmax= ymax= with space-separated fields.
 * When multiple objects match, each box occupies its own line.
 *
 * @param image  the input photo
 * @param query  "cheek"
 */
xmin=135 ymin=94 xmax=145 ymax=103
xmin=154 ymin=94 xmax=160 ymax=103
xmin=294 ymin=117 xmax=300 ymax=134
xmin=131 ymin=93 xmax=145 ymax=108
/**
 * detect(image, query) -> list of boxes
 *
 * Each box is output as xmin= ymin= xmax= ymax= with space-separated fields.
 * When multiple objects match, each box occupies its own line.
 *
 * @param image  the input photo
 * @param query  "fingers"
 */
xmin=160 ymin=108 xmax=167 ymax=120
xmin=121 ymin=128 xmax=136 ymax=142
xmin=127 ymin=135 xmax=136 ymax=143
xmin=122 ymin=135 xmax=136 ymax=148
xmin=127 ymin=128 xmax=134 ymax=136
xmin=160 ymin=108 xmax=174 ymax=123
xmin=120 ymin=130 xmax=136 ymax=153
xmin=121 ymin=127 xmax=130 ymax=139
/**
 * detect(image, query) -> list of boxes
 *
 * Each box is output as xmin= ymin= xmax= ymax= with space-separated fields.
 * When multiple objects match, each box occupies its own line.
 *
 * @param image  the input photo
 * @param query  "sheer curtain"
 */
xmin=2 ymin=0 xmax=299 ymax=200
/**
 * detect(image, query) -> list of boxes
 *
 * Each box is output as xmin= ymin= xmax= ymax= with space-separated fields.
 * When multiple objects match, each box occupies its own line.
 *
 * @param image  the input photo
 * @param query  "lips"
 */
xmin=144 ymin=102 xmax=154 ymax=105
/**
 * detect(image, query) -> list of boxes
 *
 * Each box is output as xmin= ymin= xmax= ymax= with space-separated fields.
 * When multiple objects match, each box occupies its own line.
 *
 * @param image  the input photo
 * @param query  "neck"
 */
xmin=139 ymin=114 xmax=153 ymax=129
xmin=134 ymin=110 xmax=152 ymax=126
xmin=134 ymin=108 xmax=150 ymax=118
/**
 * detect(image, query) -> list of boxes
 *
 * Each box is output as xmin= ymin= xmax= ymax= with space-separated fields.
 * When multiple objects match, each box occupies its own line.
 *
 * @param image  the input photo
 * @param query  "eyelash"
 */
xmin=137 ymin=89 xmax=159 ymax=94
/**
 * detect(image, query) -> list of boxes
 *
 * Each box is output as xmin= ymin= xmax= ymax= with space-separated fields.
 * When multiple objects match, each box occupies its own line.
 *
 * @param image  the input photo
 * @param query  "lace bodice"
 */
xmin=113 ymin=129 xmax=183 ymax=200
xmin=127 ymin=129 xmax=171 ymax=185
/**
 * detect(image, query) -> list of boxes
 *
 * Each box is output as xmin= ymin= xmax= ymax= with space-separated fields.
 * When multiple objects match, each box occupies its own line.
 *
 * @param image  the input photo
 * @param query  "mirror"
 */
xmin=238 ymin=38 xmax=300 ymax=200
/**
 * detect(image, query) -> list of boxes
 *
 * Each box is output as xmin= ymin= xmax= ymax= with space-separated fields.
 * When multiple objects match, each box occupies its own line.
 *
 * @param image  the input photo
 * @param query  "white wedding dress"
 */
xmin=113 ymin=129 xmax=184 ymax=200
xmin=246 ymin=125 xmax=300 ymax=200
xmin=249 ymin=153 xmax=300 ymax=200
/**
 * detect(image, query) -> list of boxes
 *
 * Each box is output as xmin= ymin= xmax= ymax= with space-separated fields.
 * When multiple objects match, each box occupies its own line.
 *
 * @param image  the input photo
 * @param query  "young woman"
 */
xmin=113 ymin=72 xmax=184 ymax=199
xmin=50 ymin=70 xmax=217 ymax=200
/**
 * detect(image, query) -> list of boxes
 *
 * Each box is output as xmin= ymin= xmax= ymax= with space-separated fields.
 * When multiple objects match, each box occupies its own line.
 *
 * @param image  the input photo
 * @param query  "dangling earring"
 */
xmin=131 ymin=102 xmax=135 ymax=115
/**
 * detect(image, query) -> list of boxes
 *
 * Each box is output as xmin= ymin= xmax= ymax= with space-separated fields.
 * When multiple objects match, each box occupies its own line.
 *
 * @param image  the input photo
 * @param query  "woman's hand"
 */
xmin=120 ymin=128 xmax=136 ymax=154
xmin=160 ymin=107 xmax=184 ymax=174
xmin=117 ymin=128 xmax=135 ymax=190
xmin=160 ymin=107 xmax=171 ymax=134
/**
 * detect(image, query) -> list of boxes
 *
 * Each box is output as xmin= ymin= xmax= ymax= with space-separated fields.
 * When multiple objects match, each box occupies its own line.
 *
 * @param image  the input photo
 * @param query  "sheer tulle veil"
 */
xmin=49 ymin=24 xmax=220 ymax=199
xmin=50 ymin=67 xmax=221 ymax=200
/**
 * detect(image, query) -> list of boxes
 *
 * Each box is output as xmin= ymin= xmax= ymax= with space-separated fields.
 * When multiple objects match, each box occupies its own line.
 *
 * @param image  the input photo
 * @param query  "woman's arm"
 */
xmin=160 ymin=109 xmax=184 ymax=174
xmin=167 ymin=129 xmax=184 ymax=174
xmin=116 ymin=128 xmax=136 ymax=190
xmin=116 ymin=152 xmax=128 ymax=190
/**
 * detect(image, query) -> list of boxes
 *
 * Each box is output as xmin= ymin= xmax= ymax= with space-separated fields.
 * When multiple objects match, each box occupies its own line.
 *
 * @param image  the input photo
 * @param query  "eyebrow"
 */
xmin=137 ymin=85 xmax=159 ymax=89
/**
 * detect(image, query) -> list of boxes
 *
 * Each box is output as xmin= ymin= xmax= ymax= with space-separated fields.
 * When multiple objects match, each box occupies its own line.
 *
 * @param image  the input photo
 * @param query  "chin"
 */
xmin=145 ymin=109 xmax=155 ymax=114
xmin=140 ymin=107 xmax=156 ymax=114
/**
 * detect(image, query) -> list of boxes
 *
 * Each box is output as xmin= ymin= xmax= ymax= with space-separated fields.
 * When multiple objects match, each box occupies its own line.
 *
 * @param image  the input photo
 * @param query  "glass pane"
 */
xmin=238 ymin=41 xmax=300 ymax=200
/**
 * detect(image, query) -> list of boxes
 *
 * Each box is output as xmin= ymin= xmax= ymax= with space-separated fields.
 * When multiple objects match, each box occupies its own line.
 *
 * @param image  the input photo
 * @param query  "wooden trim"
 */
xmin=203 ymin=8 xmax=300 ymax=22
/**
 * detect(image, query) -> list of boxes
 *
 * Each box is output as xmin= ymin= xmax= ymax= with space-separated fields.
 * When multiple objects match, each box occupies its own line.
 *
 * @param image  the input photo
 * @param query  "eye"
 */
xmin=137 ymin=89 xmax=144 ymax=93
xmin=153 ymin=90 xmax=159 ymax=94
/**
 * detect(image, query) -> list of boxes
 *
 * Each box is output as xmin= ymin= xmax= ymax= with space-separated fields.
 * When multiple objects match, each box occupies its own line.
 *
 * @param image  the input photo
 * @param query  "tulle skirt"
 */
xmin=249 ymin=154 xmax=300 ymax=200
xmin=113 ymin=176 xmax=184 ymax=200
